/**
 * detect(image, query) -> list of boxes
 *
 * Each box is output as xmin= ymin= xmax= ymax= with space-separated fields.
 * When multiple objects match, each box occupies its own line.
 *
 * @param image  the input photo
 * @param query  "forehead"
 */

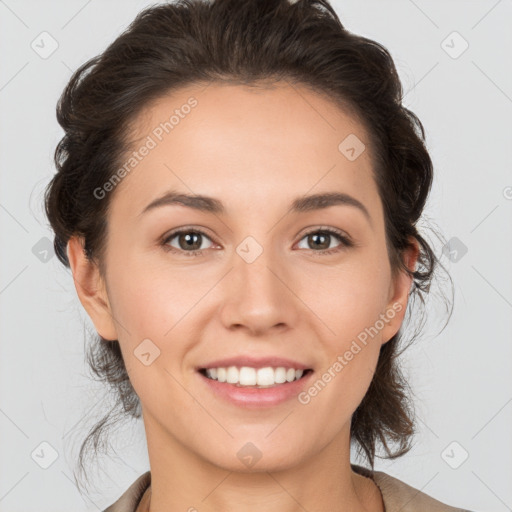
xmin=110 ymin=81 xmax=379 ymax=221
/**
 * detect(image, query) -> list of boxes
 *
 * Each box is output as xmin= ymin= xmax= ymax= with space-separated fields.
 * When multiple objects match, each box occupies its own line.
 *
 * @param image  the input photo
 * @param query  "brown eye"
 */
xmin=163 ymin=229 xmax=214 ymax=255
xmin=297 ymin=228 xmax=353 ymax=254
xmin=306 ymin=232 xmax=332 ymax=250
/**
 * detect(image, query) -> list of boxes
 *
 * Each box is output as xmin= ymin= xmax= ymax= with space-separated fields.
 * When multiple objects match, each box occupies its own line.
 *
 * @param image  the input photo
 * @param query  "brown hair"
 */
xmin=44 ymin=0 xmax=452 ymax=487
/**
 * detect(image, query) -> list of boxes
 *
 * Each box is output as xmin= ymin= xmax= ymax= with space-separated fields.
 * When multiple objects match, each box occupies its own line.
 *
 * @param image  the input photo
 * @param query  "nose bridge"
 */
xmin=220 ymin=234 xmax=298 ymax=333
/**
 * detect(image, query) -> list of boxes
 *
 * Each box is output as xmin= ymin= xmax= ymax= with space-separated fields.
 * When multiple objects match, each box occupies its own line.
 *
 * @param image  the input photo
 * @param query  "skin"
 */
xmin=68 ymin=81 xmax=418 ymax=512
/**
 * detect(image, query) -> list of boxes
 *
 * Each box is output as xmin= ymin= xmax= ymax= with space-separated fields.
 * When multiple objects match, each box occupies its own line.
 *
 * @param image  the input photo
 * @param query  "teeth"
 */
xmin=203 ymin=366 xmax=307 ymax=387
xmin=257 ymin=367 xmax=274 ymax=386
xmin=239 ymin=366 xmax=257 ymax=385
xmin=274 ymin=367 xmax=286 ymax=384
xmin=226 ymin=366 xmax=239 ymax=384
xmin=217 ymin=367 xmax=226 ymax=382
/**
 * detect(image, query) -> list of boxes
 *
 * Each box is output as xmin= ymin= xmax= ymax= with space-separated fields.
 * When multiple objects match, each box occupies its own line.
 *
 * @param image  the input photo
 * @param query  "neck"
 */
xmin=143 ymin=416 xmax=383 ymax=512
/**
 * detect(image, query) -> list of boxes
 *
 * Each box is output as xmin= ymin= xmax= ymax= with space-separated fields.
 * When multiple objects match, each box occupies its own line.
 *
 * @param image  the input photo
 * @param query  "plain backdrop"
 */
xmin=0 ymin=1 xmax=511 ymax=511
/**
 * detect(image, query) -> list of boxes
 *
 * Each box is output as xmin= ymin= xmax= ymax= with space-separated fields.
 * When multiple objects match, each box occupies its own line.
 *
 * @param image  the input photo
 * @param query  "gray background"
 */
xmin=1 ymin=0 xmax=511 ymax=510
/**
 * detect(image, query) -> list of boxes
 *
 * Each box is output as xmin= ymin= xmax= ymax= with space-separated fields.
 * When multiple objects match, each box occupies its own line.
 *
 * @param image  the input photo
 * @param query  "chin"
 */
xmin=199 ymin=440 xmax=309 ymax=474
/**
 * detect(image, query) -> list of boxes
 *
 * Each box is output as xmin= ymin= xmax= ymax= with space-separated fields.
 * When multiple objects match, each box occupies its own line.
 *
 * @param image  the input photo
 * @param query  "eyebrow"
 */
xmin=138 ymin=190 xmax=371 ymax=224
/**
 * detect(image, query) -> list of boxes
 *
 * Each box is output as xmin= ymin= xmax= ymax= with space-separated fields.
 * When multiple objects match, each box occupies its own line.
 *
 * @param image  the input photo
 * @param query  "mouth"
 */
xmin=197 ymin=366 xmax=314 ymax=388
xmin=195 ymin=357 xmax=315 ymax=407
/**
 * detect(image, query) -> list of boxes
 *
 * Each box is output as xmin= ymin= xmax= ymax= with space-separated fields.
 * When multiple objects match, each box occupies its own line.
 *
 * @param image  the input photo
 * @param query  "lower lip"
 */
xmin=197 ymin=370 xmax=314 ymax=408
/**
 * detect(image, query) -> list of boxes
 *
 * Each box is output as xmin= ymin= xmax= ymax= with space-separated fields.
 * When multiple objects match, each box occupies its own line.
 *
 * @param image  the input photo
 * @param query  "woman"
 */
xmin=44 ymin=0 xmax=475 ymax=510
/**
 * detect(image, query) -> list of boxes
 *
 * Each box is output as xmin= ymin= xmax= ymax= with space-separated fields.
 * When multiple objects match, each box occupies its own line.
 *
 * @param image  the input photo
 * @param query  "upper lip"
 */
xmin=197 ymin=356 xmax=312 ymax=371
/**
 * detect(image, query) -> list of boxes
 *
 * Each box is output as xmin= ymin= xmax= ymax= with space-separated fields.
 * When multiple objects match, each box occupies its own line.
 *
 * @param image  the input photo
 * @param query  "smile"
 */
xmin=197 ymin=365 xmax=315 ymax=408
xmin=199 ymin=366 xmax=312 ymax=388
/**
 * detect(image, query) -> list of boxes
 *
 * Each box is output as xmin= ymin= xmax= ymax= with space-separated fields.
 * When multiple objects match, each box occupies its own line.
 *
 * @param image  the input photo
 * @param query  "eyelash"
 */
xmin=161 ymin=226 xmax=354 ymax=257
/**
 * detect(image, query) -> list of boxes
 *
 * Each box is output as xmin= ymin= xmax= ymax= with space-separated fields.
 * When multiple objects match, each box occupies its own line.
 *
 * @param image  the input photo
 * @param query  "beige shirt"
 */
xmin=103 ymin=464 xmax=474 ymax=512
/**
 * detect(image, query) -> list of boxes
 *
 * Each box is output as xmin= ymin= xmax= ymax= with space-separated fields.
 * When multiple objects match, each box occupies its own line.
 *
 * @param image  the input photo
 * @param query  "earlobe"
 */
xmin=380 ymin=237 xmax=420 ymax=345
xmin=66 ymin=236 xmax=118 ymax=341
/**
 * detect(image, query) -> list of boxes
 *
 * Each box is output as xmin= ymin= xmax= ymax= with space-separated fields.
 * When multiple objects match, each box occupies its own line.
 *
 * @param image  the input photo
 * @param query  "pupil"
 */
xmin=311 ymin=233 xmax=329 ymax=250
xmin=181 ymin=232 xmax=201 ymax=250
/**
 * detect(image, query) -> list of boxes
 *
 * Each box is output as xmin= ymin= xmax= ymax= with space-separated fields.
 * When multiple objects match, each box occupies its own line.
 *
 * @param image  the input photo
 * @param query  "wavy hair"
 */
xmin=44 ymin=0 xmax=453 ymax=490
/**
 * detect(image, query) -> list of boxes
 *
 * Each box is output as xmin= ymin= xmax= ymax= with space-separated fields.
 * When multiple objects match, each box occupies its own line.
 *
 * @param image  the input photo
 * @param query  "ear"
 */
xmin=380 ymin=237 xmax=420 ymax=346
xmin=66 ymin=236 xmax=118 ymax=341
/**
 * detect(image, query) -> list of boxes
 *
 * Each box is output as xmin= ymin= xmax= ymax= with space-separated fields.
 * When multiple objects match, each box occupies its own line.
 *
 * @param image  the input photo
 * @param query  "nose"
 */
xmin=218 ymin=245 xmax=300 ymax=336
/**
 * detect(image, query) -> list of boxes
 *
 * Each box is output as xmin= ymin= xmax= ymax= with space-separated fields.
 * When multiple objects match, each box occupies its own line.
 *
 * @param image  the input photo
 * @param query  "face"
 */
xmin=69 ymin=81 xmax=416 ymax=474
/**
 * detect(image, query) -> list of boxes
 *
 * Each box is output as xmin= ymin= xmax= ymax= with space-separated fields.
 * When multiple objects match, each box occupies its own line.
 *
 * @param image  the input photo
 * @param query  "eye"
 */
xmin=162 ymin=228 xmax=215 ymax=257
xmin=161 ymin=226 xmax=353 ymax=257
xmin=296 ymin=227 xmax=353 ymax=255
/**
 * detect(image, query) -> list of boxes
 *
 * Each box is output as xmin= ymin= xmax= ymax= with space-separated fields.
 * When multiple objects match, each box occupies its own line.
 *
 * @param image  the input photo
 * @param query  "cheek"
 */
xmin=105 ymin=260 xmax=200 ymax=412
xmin=295 ymin=255 xmax=391 ymax=337
xmin=104 ymin=255 xmax=214 ymax=392
xmin=295 ymin=256 xmax=389 ymax=402
xmin=106 ymin=254 xmax=201 ymax=340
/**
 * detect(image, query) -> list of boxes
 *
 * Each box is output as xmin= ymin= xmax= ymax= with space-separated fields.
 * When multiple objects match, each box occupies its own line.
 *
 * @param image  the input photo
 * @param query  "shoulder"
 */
xmin=103 ymin=471 xmax=151 ymax=512
xmin=351 ymin=464 xmax=476 ymax=512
